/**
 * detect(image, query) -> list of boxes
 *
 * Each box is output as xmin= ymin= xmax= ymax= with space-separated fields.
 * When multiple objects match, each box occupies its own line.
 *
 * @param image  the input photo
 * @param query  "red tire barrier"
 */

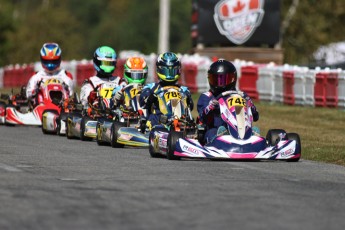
xmin=181 ymin=63 xmax=198 ymax=93
xmin=283 ymin=71 xmax=295 ymax=105
xmin=314 ymin=72 xmax=327 ymax=107
xmin=325 ymin=72 xmax=338 ymax=108
xmin=239 ymin=66 xmax=259 ymax=100
xmin=76 ymin=62 xmax=95 ymax=86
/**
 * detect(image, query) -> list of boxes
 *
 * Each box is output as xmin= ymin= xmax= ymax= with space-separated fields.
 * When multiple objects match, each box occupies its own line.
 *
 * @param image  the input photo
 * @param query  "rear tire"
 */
xmin=80 ymin=116 xmax=93 ymax=141
xmin=111 ymin=121 xmax=126 ymax=148
xmin=149 ymin=127 xmax=168 ymax=158
xmin=266 ymin=129 xmax=287 ymax=146
xmin=167 ymin=130 xmax=184 ymax=160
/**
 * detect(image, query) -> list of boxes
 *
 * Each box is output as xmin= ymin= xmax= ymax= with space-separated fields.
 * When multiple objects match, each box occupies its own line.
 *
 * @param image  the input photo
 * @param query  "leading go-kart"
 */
xmin=167 ymin=91 xmax=301 ymax=161
xmin=96 ymin=84 xmax=149 ymax=148
xmin=66 ymin=81 xmax=117 ymax=141
xmin=148 ymin=86 xmax=197 ymax=159
xmin=0 ymin=78 xmax=69 ymax=127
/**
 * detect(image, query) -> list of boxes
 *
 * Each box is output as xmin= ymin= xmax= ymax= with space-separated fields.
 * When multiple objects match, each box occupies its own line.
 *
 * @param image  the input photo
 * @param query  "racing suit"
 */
xmin=197 ymin=90 xmax=259 ymax=144
xmin=80 ymin=74 xmax=126 ymax=109
xmin=26 ymin=69 xmax=74 ymax=106
xmin=139 ymin=82 xmax=194 ymax=129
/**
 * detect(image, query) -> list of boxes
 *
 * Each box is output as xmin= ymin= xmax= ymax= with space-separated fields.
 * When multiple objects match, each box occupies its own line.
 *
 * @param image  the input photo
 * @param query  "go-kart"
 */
xmin=164 ymin=90 xmax=301 ymax=161
xmin=65 ymin=82 xmax=117 ymax=141
xmin=0 ymin=88 xmax=31 ymax=124
xmin=0 ymin=78 xmax=69 ymax=126
xmin=96 ymin=84 xmax=148 ymax=148
xmin=42 ymin=93 xmax=82 ymax=135
xmin=148 ymin=86 xmax=197 ymax=159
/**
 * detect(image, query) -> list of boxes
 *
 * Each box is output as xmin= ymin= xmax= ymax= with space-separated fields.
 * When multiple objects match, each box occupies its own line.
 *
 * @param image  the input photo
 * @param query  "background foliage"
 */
xmin=0 ymin=0 xmax=344 ymax=66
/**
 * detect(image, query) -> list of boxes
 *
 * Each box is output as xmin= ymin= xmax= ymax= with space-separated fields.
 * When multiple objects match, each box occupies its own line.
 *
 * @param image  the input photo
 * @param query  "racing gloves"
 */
xmin=204 ymin=99 xmax=219 ymax=115
xmin=113 ymin=90 xmax=123 ymax=107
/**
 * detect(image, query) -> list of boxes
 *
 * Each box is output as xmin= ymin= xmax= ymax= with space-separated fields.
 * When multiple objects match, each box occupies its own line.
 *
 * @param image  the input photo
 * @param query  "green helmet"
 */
xmin=124 ymin=57 xmax=148 ymax=84
xmin=93 ymin=46 xmax=117 ymax=77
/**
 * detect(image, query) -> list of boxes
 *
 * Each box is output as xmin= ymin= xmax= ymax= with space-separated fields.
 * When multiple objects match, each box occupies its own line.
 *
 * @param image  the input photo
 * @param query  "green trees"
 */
xmin=0 ymin=0 xmax=345 ymax=66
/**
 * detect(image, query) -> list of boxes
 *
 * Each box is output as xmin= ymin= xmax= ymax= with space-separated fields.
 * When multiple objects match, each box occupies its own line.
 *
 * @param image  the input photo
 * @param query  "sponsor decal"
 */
xmin=281 ymin=148 xmax=294 ymax=158
xmin=182 ymin=145 xmax=200 ymax=156
xmin=119 ymin=134 xmax=132 ymax=141
xmin=214 ymin=0 xmax=265 ymax=44
xmin=159 ymin=138 xmax=167 ymax=148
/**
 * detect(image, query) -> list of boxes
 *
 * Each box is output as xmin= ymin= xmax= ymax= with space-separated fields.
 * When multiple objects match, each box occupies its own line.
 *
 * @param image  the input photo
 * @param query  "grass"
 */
xmin=2 ymin=87 xmax=345 ymax=166
xmin=192 ymin=94 xmax=345 ymax=166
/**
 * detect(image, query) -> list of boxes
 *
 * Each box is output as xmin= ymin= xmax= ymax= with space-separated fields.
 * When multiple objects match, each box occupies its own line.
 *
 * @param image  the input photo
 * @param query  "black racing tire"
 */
xmin=148 ymin=127 xmax=168 ymax=158
xmin=57 ymin=112 xmax=68 ymax=136
xmin=167 ymin=130 xmax=185 ymax=160
xmin=96 ymin=121 xmax=109 ymax=146
xmin=41 ymin=109 xmax=59 ymax=135
xmin=111 ymin=121 xmax=126 ymax=148
xmin=286 ymin=133 xmax=302 ymax=162
xmin=80 ymin=116 xmax=93 ymax=141
xmin=66 ymin=115 xmax=75 ymax=139
xmin=266 ymin=129 xmax=287 ymax=146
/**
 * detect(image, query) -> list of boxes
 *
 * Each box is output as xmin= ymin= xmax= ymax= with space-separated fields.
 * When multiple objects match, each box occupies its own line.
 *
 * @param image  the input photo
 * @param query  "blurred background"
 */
xmin=0 ymin=0 xmax=345 ymax=68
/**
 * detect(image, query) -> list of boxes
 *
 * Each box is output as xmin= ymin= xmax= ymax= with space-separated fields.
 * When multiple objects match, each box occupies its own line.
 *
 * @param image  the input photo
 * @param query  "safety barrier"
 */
xmin=239 ymin=65 xmax=260 ymax=100
xmin=1 ymin=55 xmax=345 ymax=110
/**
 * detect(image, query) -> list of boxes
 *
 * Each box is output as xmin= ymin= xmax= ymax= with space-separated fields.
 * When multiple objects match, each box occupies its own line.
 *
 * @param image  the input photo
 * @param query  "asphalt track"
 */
xmin=0 ymin=125 xmax=345 ymax=230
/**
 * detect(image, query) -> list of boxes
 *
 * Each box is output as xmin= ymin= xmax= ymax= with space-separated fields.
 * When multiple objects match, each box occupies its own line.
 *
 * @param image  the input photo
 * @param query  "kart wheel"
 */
xmin=57 ymin=113 xmax=67 ymax=136
xmin=80 ymin=117 xmax=93 ymax=141
xmin=96 ymin=122 xmax=108 ymax=146
xmin=66 ymin=116 xmax=75 ymax=139
xmin=149 ymin=127 xmax=168 ymax=158
xmin=266 ymin=129 xmax=287 ymax=146
xmin=286 ymin=133 xmax=301 ymax=162
xmin=41 ymin=109 xmax=59 ymax=135
xmin=111 ymin=121 xmax=126 ymax=148
xmin=167 ymin=130 xmax=185 ymax=160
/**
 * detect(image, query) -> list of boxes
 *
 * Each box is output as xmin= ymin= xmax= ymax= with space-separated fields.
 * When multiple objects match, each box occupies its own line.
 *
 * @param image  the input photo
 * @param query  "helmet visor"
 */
xmin=99 ymin=60 xmax=116 ymax=73
xmin=208 ymin=73 xmax=236 ymax=87
xmin=157 ymin=66 xmax=180 ymax=80
xmin=42 ymin=59 xmax=61 ymax=71
xmin=126 ymin=69 xmax=147 ymax=80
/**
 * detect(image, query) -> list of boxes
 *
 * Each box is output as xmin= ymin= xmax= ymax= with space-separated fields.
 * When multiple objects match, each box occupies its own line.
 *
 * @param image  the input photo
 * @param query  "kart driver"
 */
xmin=112 ymin=56 xmax=148 ymax=107
xmin=197 ymin=59 xmax=259 ymax=144
xmin=26 ymin=43 xmax=74 ymax=107
xmin=80 ymin=46 xmax=126 ymax=110
xmin=139 ymin=52 xmax=194 ymax=130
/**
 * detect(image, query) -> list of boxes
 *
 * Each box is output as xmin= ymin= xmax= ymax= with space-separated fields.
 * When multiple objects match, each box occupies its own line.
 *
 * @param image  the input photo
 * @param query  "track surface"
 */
xmin=1 ymin=125 xmax=345 ymax=230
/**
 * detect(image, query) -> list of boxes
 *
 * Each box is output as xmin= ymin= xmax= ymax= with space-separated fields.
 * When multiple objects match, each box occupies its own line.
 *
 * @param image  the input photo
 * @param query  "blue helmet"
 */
xmin=40 ymin=43 xmax=61 ymax=72
xmin=156 ymin=52 xmax=181 ymax=84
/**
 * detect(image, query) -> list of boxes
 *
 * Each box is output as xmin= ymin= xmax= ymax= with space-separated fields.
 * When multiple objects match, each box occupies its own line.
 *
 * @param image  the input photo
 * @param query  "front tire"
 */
xmin=41 ymin=109 xmax=59 ymax=134
xmin=149 ymin=127 xmax=168 ymax=158
xmin=80 ymin=116 xmax=93 ymax=141
xmin=167 ymin=130 xmax=184 ymax=160
xmin=286 ymin=133 xmax=301 ymax=162
xmin=96 ymin=122 xmax=108 ymax=146
xmin=111 ymin=121 xmax=126 ymax=148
